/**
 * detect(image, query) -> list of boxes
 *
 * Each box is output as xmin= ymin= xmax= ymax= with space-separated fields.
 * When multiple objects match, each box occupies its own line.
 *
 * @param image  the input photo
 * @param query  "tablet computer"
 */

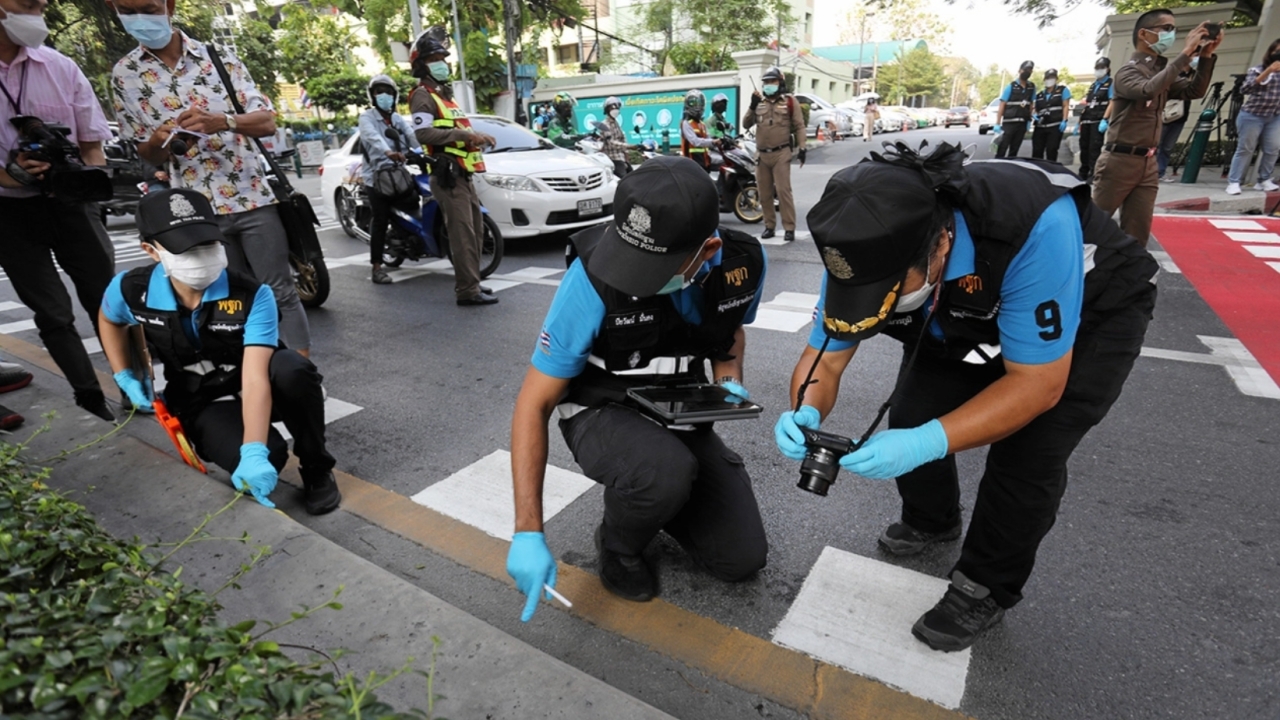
xmin=626 ymin=384 xmax=764 ymax=424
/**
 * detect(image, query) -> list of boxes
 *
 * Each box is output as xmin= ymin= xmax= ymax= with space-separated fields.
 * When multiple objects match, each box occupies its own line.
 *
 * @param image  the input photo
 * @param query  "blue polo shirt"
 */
xmin=533 ymin=248 xmax=768 ymax=379
xmin=102 ymin=264 xmax=279 ymax=349
xmin=808 ymin=195 xmax=1084 ymax=365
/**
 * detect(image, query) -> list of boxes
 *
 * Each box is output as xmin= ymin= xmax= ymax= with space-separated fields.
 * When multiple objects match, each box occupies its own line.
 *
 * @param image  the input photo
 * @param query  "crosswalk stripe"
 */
xmin=0 ymin=319 xmax=36 ymax=334
xmin=0 ymin=301 xmax=25 ymax=313
xmin=273 ymin=397 xmax=364 ymax=441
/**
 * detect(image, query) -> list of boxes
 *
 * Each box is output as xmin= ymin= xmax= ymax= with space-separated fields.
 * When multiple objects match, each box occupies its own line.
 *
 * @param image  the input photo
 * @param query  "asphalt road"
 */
xmin=14 ymin=125 xmax=1279 ymax=719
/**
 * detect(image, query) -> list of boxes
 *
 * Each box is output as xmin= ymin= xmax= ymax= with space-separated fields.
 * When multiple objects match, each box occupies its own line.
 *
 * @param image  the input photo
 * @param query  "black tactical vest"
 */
xmin=119 ymin=267 xmax=274 ymax=414
xmin=564 ymin=225 xmax=765 ymax=407
xmin=1082 ymin=77 xmax=1113 ymax=122
xmin=1004 ymin=81 xmax=1036 ymax=120
xmin=879 ymin=159 xmax=1157 ymax=361
xmin=1035 ymin=85 xmax=1068 ymax=126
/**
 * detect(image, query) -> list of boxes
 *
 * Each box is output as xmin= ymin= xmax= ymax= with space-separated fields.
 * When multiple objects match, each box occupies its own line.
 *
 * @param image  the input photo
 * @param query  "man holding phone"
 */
xmin=1092 ymin=10 xmax=1220 ymax=245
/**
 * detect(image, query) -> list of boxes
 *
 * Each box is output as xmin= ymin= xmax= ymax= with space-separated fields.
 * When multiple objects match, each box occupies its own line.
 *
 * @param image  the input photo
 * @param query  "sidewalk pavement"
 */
xmin=12 ymin=377 xmax=673 ymax=720
xmin=1155 ymin=171 xmax=1280 ymax=215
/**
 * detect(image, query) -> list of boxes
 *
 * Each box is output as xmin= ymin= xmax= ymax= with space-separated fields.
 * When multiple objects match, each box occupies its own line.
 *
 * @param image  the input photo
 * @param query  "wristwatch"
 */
xmin=224 ymin=113 xmax=238 ymax=132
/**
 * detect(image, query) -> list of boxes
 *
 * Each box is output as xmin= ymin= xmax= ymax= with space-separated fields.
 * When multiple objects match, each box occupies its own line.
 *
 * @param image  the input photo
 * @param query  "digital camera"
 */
xmin=8 ymin=116 xmax=113 ymax=202
xmin=797 ymin=428 xmax=857 ymax=496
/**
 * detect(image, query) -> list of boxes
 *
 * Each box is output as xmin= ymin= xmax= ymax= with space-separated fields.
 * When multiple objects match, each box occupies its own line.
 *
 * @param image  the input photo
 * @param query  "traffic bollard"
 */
xmin=1180 ymin=106 xmax=1218 ymax=184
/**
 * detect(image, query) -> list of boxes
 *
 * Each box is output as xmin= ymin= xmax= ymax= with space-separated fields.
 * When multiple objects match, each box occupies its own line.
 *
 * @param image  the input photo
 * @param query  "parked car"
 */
xmin=793 ymin=92 xmax=855 ymax=139
xmin=978 ymin=99 xmax=1002 ymax=134
xmin=945 ymin=106 xmax=971 ymax=128
xmin=321 ymin=115 xmax=617 ymax=240
xmin=879 ymin=107 xmax=914 ymax=133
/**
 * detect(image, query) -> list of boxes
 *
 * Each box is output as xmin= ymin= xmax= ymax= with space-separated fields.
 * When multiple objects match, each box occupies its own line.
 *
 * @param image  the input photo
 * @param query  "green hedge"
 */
xmin=0 ymin=451 xmax=436 ymax=719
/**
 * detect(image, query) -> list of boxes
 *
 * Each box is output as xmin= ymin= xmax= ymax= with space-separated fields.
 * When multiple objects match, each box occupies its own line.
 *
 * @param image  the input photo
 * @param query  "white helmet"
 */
xmin=368 ymin=74 xmax=399 ymax=105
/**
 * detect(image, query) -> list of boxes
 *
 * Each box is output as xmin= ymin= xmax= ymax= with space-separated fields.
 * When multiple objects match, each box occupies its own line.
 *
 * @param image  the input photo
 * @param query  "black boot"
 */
xmin=760 ymin=228 xmax=776 ymax=240
xmin=302 ymin=470 xmax=342 ymax=515
xmin=74 ymin=389 xmax=115 ymax=423
xmin=595 ymin=524 xmax=656 ymax=601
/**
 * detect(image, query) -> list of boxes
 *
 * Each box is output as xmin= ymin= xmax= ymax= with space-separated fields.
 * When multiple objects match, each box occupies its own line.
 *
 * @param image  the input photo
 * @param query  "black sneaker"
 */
xmin=878 ymin=520 xmax=962 ymax=556
xmin=0 ymin=364 xmax=32 ymax=394
xmin=595 ymin=525 xmax=655 ymax=602
xmin=784 ymin=230 xmax=795 ymax=242
xmin=74 ymin=390 xmax=115 ymax=423
xmin=912 ymin=570 xmax=1005 ymax=652
xmin=302 ymin=471 xmax=342 ymax=515
xmin=760 ymin=228 xmax=776 ymax=240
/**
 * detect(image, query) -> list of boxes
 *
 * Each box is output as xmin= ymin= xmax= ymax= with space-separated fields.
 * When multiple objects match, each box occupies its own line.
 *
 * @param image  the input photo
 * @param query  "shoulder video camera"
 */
xmin=7 ymin=116 xmax=113 ymax=202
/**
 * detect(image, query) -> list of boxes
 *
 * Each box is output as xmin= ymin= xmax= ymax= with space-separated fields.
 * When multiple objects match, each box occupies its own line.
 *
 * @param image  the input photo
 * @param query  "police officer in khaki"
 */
xmin=408 ymin=27 xmax=499 ymax=305
xmin=1092 ymin=10 xmax=1220 ymax=246
xmin=743 ymin=66 xmax=806 ymax=242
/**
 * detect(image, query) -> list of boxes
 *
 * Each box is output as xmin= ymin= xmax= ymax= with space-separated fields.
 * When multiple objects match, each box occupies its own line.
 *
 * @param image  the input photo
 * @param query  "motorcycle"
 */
xmin=100 ymin=135 xmax=148 ymax=223
xmin=337 ymin=131 xmax=503 ymax=276
xmin=709 ymin=136 xmax=764 ymax=224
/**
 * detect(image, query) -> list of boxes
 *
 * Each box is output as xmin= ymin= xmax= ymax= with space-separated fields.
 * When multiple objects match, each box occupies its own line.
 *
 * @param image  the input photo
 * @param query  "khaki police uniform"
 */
xmin=1093 ymin=51 xmax=1215 ymax=245
xmin=410 ymin=81 xmax=489 ymax=299
xmin=743 ymin=95 xmax=805 ymax=232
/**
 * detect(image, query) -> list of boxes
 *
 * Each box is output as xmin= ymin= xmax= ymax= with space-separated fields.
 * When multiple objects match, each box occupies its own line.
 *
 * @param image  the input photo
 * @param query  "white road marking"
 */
xmin=763 ymin=291 xmax=820 ymax=311
xmin=1211 ymin=219 xmax=1267 ymax=230
xmin=1149 ymin=250 xmax=1182 ymax=274
xmin=1224 ymin=231 xmax=1280 ymax=244
xmin=1243 ymin=245 xmax=1280 ymax=259
xmin=322 ymin=253 xmax=370 ymax=268
xmin=772 ymin=546 xmax=970 ymax=710
xmin=0 ymin=301 xmax=24 ymax=313
xmin=749 ymin=308 xmax=815 ymax=333
xmin=83 ymin=337 xmax=102 ymax=355
xmin=1141 ymin=335 xmax=1280 ymax=399
xmin=410 ymin=449 xmax=595 ymax=541
xmin=0 ymin=319 xmax=36 ymax=334
xmin=1269 ymin=261 xmax=1280 ymax=275
xmin=501 ymin=266 xmax=565 ymax=279
xmin=273 ymin=397 xmax=364 ymax=441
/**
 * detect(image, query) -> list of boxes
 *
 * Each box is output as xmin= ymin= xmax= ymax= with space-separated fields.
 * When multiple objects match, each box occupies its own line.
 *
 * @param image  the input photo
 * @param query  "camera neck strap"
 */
xmin=0 ymin=62 xmax=27 ymax=115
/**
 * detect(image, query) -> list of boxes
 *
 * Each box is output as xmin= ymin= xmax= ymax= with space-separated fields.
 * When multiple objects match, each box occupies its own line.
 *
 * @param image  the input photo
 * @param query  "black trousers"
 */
xmin=182 ymin=349 xmax=336 ymax=481
xmin=612 ymin=160 xmax=631 ymax=179
xmin=995 ymin=121 xmax=1029 ymax=158
xmin=560 ymin=403 xmax=767 ymax=581
xmin=1032 ymin=125 xmax=1064 ymax=162
xmin=1079 ymin=122 xmax=1105 ymax=180
xmin=367 ymin=187 xmax=394 ymax=267
xmin=887 ymin=297 xmax=1153 ymax=609
xmin=0 ymin=196 xmax=114 ymax=395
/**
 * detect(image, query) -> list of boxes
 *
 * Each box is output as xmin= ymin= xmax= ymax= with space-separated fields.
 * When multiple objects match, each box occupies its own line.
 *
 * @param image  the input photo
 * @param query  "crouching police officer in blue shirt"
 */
xmin=507 ymin=156 xmax=768 ymax=621
xmin=775 ymin=144 xmax=1157 ymax=651
xmin=98 ymin=189 xmax=341 ymax=514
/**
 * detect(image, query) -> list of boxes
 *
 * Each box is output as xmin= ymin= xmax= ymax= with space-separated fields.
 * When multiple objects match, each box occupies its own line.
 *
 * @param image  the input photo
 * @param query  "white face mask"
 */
xmin=1095 ymin=69 xmax=1108 ymax=79
xmin=609 ymin=108 xmax=619 ymax=119
xmin=0 ymin=10 xmax=49 ymax=47
xmin=896 ymin=257 xmax=937 ymax=313
xmin=1045 ymin=79 xmax=1057 ymax=88
xmin=156 ymin=243 xmax=228 ymax=291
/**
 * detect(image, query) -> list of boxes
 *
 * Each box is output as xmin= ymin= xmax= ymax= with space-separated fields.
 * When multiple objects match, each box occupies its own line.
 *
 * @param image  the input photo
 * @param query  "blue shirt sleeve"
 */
xmin=531 ymin=260 xmax=606 ymax=379
xmin=1061 ymin=87 xmax=1072 ymax=101
xmin=101 ymin=273 xmax=137 ymax=326
xmin=997 ymin=195 xmax=1083 ymax=364
xmin=243 ymin=284 xmax=279 ymax=348
xmin=1109 ymin=84 xmax=1115 ymax=100
xmin=807 ymin=274 xmax=859 ymax=352
xmin=999 ymin=84 xmax=1012 ymax=102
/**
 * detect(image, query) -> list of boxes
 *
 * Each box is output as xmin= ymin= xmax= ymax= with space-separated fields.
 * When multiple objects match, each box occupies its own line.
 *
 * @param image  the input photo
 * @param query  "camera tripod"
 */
xmin=1173 ymin=75 xmax=1244 ymax=174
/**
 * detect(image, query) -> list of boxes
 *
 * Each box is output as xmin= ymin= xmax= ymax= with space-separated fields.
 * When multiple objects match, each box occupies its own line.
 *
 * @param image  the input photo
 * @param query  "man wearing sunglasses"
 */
xmin=1092 ymin=9 xmax=1221 ymax=246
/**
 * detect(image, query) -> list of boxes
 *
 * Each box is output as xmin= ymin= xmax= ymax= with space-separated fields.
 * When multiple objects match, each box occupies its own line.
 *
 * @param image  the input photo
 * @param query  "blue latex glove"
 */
xmin=993 ymin=124 xmax=1003 ymax=136
xmin=231 ymin=442 xmax=277 ymax=508
xmin=113 ymin=369 xmax=154 ymax=413
xmin=839 ymin=419 xmax=949 ymax=481
xmin=1059 ymin=120 xmax=1067 ymax=132
xmin=719 ymin=379 xmax=750 ymax=403
xmin=507 ymin=532 xmax=557 ymax=622
xmin=774 ymin=405 xmax=821 ymax=461
xmin=1099 ymin=119 xmax=1109 ymax=134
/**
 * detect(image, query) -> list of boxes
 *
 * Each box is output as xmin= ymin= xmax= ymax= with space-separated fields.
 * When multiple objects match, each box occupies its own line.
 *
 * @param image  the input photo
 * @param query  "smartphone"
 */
xmin=1206 ymin=22 xmax=1221 ymax=40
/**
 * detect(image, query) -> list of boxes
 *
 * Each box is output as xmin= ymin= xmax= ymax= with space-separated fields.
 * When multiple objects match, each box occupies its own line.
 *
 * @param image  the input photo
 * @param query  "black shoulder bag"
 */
xmin=206 ymin=44 xmax=324 ymax=264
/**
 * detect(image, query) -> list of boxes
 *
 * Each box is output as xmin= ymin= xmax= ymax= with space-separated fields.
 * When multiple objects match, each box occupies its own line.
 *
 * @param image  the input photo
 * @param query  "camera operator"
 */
xmin=1092 ymin=11 xmax=1219 ymax=246
xmin=109 ymin=0 xmax=312 ymax=356
xmin=506 ymin=157 xmax=768 ymax=621
xmin=774 ymin=144 xmax=1156 ymax=652
xmin=0 ymin=0 xmax=118 ymax=422
xmin=1224 ymin=39 xmax=1280 ymax=194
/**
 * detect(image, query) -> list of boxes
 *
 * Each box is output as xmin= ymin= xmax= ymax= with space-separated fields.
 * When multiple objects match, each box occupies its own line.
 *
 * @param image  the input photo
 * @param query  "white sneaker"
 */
xmin=1258 ymin=179 xmax=1280 ymax=191
xmin=1226 ymin=182 xmax=1242 ymax=195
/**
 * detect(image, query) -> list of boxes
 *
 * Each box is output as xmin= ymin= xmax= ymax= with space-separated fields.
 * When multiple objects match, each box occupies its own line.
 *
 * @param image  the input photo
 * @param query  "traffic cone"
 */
xmin=817 ymin=126 xmax=825 ymax=142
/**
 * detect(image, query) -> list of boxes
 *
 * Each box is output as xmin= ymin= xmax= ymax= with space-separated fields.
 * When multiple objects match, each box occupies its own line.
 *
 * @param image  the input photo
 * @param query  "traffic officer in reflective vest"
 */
xmin=1031 ymin=69 xmax=1071 ymax=162
xmin=99 ymin=189 xmax=341 ymax=514
xmin=743 ymin=65 xmax=806 ymax=242
xmin=1078 ymin=57 xmax=1114 ymax=182
xmin=507 ymin=156 xmax=769 ymax=621
xmin=774 ymin=144 xmax=1157 ymax=651
xmin=995 ymin=61 xmax=1036 ymax=158
xmin=408 ymin=27 xmax=500 ymax=306
xmin=680 ymin=89 xmax=718 ymax=171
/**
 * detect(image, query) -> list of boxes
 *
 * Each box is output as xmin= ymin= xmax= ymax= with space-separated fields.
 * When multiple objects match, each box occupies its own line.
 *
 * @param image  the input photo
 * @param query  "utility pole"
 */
xmin=408 ymin=0 xmax=422 ymax=39
xmin=503 ymin=0 xmax=519 ymax=118
xmin=776 ymin=7 xmax=783 ymax=66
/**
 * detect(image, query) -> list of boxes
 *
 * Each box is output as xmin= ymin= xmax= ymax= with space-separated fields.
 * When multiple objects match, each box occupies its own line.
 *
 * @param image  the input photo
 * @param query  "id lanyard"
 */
xmin=0 ymin=62 xmax=27 ymax=115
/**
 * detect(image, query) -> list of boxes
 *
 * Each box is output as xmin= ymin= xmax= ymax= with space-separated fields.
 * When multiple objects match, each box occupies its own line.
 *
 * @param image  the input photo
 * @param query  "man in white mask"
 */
xmin=98 ymin=189 xmax=342 ymax=515
xmin=0 ymin=0 xmax=117 ymax=422
xmin=776 ymin=143 xmax=1157 ymax=652
xmin=597 ymin=96 xmax=630 ymax=179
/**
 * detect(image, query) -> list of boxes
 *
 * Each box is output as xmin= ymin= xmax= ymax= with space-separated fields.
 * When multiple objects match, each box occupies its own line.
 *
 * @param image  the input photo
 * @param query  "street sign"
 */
xmin=568 ymin=86 xmax=741 ymax=147
xmin=296 ymin=140 xmax=325 ymax=167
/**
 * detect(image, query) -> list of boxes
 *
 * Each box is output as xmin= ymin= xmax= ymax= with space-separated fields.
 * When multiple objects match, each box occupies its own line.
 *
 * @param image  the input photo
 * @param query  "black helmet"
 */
xmin=762 ymin=66 xmax=785 ymax=84
xmin=553 ymin=92 xmax=577 ymax=117
xmin=367 ymin=73 xmax=398 ymax=106
xmin=1019 ymin=60 xmax=1034 ymax=72
xmin=410 ymin=26 xmax=451 ymax=78
xmin=1044 ymin=68 xmax=1058 ymax=80
xmin=711 ymin=93 xmax=728 ymax=114
xmin=684 ymin=89 xmax=706 ymax=119
xmin=1095 ymin=56 xmax=1111 ymax=69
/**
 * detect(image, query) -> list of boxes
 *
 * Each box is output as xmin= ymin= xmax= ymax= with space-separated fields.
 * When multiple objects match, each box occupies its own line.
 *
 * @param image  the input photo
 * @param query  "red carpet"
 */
xmin=1151 ymin=216 xmax=1280 ymax=384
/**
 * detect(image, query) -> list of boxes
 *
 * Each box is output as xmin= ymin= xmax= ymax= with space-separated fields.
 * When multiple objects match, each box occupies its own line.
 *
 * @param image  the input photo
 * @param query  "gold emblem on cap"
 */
xmin=822 ymin=247 xmax=854 ymax=280
xmin=824 ymin=282 xmax=900 ymax=335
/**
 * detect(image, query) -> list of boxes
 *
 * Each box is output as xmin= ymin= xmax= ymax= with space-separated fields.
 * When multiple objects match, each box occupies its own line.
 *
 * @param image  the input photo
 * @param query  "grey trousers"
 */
xmin=215 ymin=205 xmax=311 ymax=351
xmin=430 ymin=175 xmax=485 ymax=299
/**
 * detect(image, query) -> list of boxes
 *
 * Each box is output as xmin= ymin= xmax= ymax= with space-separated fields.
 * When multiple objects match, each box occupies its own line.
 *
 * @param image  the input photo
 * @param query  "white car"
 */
xmin=321 ymin=115 xmax=617 ymax=240
xmin=978 ymin=99 xmax=1001 ymax=135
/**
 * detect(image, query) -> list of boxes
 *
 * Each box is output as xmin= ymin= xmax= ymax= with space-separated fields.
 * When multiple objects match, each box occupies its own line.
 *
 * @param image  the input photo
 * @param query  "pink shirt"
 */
xmin=0 ymin=45 xmax=112 ymax=199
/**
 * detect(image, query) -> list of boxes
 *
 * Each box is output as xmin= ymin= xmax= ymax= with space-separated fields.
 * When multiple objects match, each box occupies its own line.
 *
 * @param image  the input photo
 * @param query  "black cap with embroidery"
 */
xmin=588 ymin=155 xmax=719 ymax=297
xmin=136 ymin=188 xmax=225 ymax=254
xmin=806 ymin=162 xmax=936 ymax=343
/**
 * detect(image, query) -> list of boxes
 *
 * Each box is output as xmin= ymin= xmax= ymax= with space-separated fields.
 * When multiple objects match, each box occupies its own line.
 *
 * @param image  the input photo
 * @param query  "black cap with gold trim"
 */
xmin=806 ymin=162 xmax=936 ymax=343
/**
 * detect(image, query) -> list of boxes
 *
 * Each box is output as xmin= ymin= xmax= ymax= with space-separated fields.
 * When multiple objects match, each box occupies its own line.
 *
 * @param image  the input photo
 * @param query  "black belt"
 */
xmin=1104 ymin=143 xmax=1156 ymax=157
xmin=758 ymin=143 xmax=789 ymax=154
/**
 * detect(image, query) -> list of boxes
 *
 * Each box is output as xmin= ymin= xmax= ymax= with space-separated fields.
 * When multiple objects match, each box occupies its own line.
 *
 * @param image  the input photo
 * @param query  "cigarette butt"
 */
xmin=544 ymin=584 xmax=572 ymax=608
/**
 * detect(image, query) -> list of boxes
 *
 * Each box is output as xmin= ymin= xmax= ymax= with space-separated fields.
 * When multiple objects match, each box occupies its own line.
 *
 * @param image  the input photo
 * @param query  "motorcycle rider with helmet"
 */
xmin=407 ymin=27 xmax=500 ymax=307
xmin=680 ymin=89 xmax=720 ymax=171
xmin=709 ymin=93 xmax=733 ymax=139
xmin=598 ymin=96 xmax=631 ymax=178
xmin=548 ymin=93 xmax=582 ymax=148
xmin=359 ymin=74 xmax=421 ymax=285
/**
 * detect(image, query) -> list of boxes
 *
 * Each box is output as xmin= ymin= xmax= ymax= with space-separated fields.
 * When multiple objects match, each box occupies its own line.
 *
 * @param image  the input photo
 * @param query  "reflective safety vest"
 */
xmin=421 ymin=87 xmax=486 ymax=174
xmin=1034 ymin=85 xmax=1068 ymax=126
xmin=682 ymin=119 xmax=711 ymax=168
xmin=1081 ymin=77 xmax=1113 ymax=122
xmin=1004 ymin=81 xmax=1036 ymax=121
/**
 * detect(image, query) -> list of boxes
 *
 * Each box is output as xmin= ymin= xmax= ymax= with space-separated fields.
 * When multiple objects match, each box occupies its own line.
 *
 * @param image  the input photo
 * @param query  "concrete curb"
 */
xmin=14 ymin=380 xmax=674 ymax=720
xmin=1156 ymin=189 xmax=1280 ymax=215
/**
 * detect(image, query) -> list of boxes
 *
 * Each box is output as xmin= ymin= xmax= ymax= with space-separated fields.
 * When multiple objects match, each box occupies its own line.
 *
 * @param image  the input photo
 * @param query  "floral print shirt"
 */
xmin=111 ymin=33 xmax=275 ymax=215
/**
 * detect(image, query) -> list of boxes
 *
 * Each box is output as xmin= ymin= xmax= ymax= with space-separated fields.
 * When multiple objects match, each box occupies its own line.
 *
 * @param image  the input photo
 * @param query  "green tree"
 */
xmin=277 ymin=3 xmax=358 ymax=85
xmin=615 ymin=0 xmax=789 ymax=76
xmin=838 ymin=0 xmax=951 ymax=52
xmin=877 ymin=46 xmax=946 ymax=107
xmin=667 ymin=41 xmax=735 ymax=74
xmin=977 ymin=64 xmax=1009 ymax=106
xmin=231 ymin=1 xmax=281 ymax=102
xmin=303 ymin=69 xmax=370 ymax=114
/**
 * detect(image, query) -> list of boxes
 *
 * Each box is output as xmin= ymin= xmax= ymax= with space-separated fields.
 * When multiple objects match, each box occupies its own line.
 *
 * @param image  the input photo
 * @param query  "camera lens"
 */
xmin=797 ymin=447 xmax=839 ymax=496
